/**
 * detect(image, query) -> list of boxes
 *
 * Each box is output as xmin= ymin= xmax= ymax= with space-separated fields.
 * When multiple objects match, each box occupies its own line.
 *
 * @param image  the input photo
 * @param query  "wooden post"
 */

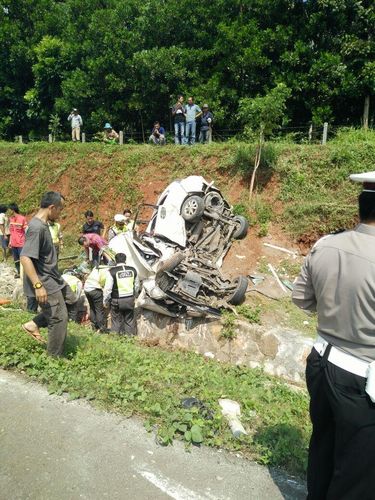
xmin=363 ymin=95 xmax=370 ymax=130
xmin=48 ymin=134 xmax=53 ymax=143
xmin=18 ymin=135 xmax=23 ymax=144
xmin=322 ymin=122 xmax=328 ymax=145
xmin=119 ymin=130 xmax=124 ymax=145
xmin=308 ymin=124 xmax=313 ymax=142
xmin=82 ymin=133 xmax=86 ymax=143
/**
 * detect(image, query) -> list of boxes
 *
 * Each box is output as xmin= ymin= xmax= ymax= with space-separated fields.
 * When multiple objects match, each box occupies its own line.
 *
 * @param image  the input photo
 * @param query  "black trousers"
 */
xmin=110 ymin=297 xmax=136 ymax=335
xmin=306 ymin=347 xmax=375 ymax=500
xmin=85 ymin=289 xmax=107 ymax=331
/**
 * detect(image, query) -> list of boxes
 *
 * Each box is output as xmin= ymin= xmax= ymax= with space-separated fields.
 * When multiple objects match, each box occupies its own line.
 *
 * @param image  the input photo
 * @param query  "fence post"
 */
xmin=18 ymin=135 xmax=23 ymax=144
xmin=308 ymin=124 xmax=313 ymax=142
xmin=82 ymin=133 xmax=86 ymax=143
xmin=322 ymin=122 xmax=328 ymax=145
xmin=119 ymin=130 xmax=124 ymax=145
xmin=48 ymin=134 xmax=53 ymax=143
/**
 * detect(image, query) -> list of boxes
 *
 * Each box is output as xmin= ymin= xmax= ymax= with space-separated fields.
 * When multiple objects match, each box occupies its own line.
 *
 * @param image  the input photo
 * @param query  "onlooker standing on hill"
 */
xmin=82 ymin=210 xmax=104 ymax=236
xmin=172 ymin=95 xmax=186 ymax=145
xmin=199 ymin=104 xmax=214 ymax=144
xmin=0 ymin=204 xmax=10 ymax=261
xmin=67 ymin=108 xmax=83 ymax=142
xmin=184 ymin=97 xmax=202 ymax=145
xmin=8 ymin=203 xmax=28 ymax=277
xmin=20 ymin=191 xmax=77 ymax=356
xmin=149 ymin=122 xmax=166 ymax=145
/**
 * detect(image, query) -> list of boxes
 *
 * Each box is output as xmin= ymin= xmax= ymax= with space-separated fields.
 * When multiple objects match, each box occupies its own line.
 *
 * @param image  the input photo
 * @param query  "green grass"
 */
xmin=0 ymin=308 xmax=310 ymax=476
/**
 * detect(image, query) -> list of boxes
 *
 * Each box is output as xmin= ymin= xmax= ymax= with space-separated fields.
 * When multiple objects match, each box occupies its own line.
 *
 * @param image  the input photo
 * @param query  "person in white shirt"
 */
xmin=67 ymin=108 xmax=83 ymax=142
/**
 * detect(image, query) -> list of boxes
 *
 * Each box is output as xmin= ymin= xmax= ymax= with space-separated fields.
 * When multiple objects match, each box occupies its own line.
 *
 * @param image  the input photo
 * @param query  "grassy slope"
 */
xmin=0 ymin=307 xmax=309 ymax=476
xmin=0 ymin=129 xmax=374 ymax=244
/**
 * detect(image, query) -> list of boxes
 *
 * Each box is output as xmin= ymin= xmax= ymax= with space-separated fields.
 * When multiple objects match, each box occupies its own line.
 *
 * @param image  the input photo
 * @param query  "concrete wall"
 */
xmin=138 ymin=311 xmax=313 ymax=384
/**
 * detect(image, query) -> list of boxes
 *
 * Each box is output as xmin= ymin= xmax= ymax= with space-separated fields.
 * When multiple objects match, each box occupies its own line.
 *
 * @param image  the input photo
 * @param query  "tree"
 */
xmin=238 ymin=83 xmax=291 ymax=198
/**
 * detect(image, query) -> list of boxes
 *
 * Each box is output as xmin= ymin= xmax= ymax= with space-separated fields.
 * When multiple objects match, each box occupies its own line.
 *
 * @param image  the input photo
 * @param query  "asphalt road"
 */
xmin=0 ymin=370 xmax=306 ymax=500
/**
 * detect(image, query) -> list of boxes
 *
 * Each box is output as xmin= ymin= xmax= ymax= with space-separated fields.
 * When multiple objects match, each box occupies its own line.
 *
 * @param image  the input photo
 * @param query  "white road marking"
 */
xmin=135 ymin=464 xmax=211 ymax=500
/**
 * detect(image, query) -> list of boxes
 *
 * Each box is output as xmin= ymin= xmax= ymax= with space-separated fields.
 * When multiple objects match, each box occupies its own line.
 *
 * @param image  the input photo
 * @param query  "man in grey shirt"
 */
xmin=21 ymin=192 xmax=77 ymax=357
xmin=292 ymin=171 xmax=375 ymax=498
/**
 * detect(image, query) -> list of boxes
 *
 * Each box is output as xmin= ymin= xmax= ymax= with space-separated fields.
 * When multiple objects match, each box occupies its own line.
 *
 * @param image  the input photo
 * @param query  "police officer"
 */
xmin=103 ymin=253 xmax=139 ymax=335
xmin=84 ymin=264 xmax=111 ymax=332
xmin=292 ymin=171 xmax=375 ymax=499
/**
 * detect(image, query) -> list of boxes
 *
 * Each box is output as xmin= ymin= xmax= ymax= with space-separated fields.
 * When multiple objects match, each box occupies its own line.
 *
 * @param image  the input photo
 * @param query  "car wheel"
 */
xmin=233 ymin=216 xmax=249 ymax=239
xmin=204 ymin=192 xmax=225 ymax=213
xmin=228 ymin=276 xmax=248 ymax=305
xmin=181 ymin=195 xmax=205 ymax=222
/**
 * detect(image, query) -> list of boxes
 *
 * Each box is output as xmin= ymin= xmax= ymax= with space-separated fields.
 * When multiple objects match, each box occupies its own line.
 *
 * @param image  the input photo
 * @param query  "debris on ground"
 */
xmin=218 ymin=399 xmax=247 ymax=438
xmin=267 ymin=264 xmax=288 ymax=293
xmin=263 ymin=243 xmax=298 ymax=257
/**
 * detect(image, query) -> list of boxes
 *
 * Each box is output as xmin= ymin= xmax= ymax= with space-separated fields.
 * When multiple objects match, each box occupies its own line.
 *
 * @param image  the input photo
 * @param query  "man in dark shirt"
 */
xmin=82 ymin=210 xmax=103 ymax=236
xmin=20 ymin=192 xmax=77 ymax=357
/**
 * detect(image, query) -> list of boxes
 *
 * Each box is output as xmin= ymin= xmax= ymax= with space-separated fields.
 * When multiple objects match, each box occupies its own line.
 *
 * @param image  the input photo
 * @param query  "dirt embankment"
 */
xmin=0 ymin=142 xmax=313 ymax=278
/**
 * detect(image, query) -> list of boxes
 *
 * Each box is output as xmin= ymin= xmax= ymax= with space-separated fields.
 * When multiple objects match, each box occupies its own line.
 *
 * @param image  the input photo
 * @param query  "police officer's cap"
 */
xmin=350 ymin=171 xmax=375 ymax=192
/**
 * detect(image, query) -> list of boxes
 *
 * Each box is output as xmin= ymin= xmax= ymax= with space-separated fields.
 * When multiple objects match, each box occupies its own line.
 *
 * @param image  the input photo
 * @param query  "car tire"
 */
xmin=233 ymin=216 xmax=249 ymax=239
xmin=181 ymin=195 xmax=205 ymax=222
xmin=228 ymin=276 xmax=248 ymax=305
xmin=204 ymin=192 xmax=225 ymax=213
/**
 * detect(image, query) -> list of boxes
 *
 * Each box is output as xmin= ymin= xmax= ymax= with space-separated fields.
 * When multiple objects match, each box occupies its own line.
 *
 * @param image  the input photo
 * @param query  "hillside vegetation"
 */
xmin=0 ymin=129 xmax=374 ymax=246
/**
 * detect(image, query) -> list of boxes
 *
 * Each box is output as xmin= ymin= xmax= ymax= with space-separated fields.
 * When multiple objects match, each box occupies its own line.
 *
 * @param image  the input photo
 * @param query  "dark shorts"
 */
xmin=0 ymin=235 xmax=9 ymax=249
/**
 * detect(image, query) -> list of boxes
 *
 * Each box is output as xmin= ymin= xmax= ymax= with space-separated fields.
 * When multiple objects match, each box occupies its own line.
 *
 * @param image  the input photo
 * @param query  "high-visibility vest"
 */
xmin=49 ymin=222 xmax=61 ymax=245
xmin=109 ymin=265 xmax=136 ymax=298
xmin=62 ymin=273 xmax=82 ymax=300
xmin=84 ymin=266 xmax=110 ymax=291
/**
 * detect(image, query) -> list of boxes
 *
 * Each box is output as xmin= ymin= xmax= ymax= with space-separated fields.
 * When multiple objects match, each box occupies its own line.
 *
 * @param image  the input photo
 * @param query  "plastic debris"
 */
xmin=218 ymin=399 xmax=247 ymax=438
xmin=263 ymin=243 xmax=298 ymax=257
xmin=267 ymin=264 xmax=288 ymax=293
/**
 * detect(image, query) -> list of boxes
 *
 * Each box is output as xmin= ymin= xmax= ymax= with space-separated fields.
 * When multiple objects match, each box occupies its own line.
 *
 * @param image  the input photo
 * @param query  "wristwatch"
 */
xmin=33 ymin=281 xmax=43 ymax=289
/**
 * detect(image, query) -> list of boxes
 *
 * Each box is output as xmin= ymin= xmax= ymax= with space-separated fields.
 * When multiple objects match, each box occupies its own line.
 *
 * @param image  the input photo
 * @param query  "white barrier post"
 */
xmin=322 ymin=122 xmax=328 ymax=145
xmin=82 ymin=133 xmax=86 ymax=143
xmin=119 ymin=130 xmax=124 ymax=145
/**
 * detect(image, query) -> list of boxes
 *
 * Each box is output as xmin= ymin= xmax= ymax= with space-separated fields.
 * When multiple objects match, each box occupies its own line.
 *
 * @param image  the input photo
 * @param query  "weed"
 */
xmin=220 ymin=311 xmax=237 ymax=339
xmin=236 ymin=305 xmax=261 ymax=324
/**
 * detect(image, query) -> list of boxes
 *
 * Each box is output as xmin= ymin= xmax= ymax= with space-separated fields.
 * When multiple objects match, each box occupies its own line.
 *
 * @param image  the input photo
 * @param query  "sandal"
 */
xmin=21 ymin=324 xmax=46 ymax=344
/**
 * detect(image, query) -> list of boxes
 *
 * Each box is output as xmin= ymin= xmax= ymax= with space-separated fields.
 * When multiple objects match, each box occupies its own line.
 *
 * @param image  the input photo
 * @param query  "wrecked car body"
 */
xmin=108 ymin=175 xmax=249 ymax=318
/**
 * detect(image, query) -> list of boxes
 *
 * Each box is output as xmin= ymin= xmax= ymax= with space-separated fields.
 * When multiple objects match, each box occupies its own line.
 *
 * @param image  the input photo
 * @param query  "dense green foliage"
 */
xmin=0 ymin=0 xmax=374 ymax=138
xmin=0 ymin=307 xmax=310 ymax=475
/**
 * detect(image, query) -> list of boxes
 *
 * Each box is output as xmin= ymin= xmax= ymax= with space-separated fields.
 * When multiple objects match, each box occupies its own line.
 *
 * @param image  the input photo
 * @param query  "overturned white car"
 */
xmin=107 ymin=175 xmax=249 ymax=318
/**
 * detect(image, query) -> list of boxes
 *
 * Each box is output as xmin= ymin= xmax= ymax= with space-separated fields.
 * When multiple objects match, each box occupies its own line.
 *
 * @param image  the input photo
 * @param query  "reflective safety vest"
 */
xmin=109 ymin=265 xmax=137 ymax=298
xmin=49 ymin=222 xmax=61 ymax=245
xmin=84 ymin=266 xmax=110 ymax=292
xmin=62 ymin=273 xmax=83 ymax=300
